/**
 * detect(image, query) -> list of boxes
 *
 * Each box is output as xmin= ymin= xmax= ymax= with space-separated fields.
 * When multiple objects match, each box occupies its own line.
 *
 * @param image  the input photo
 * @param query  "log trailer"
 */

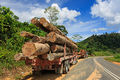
xmin=14 ymin=17 xmax=85 ymax=75
xmin=25 ymin=44 xmax=78 ymax=74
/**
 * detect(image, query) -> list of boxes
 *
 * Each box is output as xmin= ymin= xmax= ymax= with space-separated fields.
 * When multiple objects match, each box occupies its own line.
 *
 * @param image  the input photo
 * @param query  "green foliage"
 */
xmin=77 ymin=32 xmax=120 ymax=56
xmin=93 ymin=51 xmax=113 ymax=56
xmin=105 ymin=54 xmax=120 ymax=62
xmin=0 ymin=47 xmax=25 ymax=70
xmin=114 ymin=54 xmax=120 ymax=59
xmin=44 ymin=6 xmax=59 ymax=25
xmin=44 ymin=6 xmax=68 ymax=36
xmin=56 ymin=25 xmax=68 ymax=35
xmin=0 ymin=6 xmax=46 ymax=70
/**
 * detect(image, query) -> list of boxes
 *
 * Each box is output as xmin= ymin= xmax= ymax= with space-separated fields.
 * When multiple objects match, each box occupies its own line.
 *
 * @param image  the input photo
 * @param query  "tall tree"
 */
xmin=44 ymin=6 xmax=59 ymax=25
xmin=44 ymin=6 xmax=68 ymax=35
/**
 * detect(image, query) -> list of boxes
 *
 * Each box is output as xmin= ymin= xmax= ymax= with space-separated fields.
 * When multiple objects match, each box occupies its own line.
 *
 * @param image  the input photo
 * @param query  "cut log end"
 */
xmin=46 ymin=32 xmax=56 ymax=42
xmin=39 ymin=18 xmax=49 ymax=27
xmin=14 ymin=53 xmax=25 ymax=61
xmin=22 ymin=42 xmax=36 ymax=57
xmin=31 ymin=18 xmax=40 ymax=26
xmin=22 ymin=42 xmax=50 ymax=57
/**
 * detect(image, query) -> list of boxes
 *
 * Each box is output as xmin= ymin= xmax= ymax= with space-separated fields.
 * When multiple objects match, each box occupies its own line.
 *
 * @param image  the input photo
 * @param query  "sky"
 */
xmin=0 ymin=0 xmax=120 ymax=41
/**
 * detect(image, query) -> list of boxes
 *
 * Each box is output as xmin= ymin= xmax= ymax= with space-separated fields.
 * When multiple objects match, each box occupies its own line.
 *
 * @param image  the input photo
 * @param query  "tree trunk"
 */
xmin=46 ymin=32 xmax=78 ymax=49
xmin=31 ymin=17 xmax=77 ymax=45
xmin=22 ymin=42 xmax=50 ymax=57
xmin=14 ymin=53 xmax=25 ymax=61
xmin=51 ymin=44 xmax=70 ymax=53
xmin=20 ymin=31 xmax=36 ymax=38
xmin=47 ymin=53 xmax=73 ymax=61
xmin=32 ymin=36 xmax=46 ymax=43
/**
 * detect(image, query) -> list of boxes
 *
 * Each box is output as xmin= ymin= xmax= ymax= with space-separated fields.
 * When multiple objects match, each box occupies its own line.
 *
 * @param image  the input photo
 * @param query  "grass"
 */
xmin=0 ymin=48 xmax=25 ymax=76
xmin=105 ymin=54 xmax=120 ymax=62
xmin=15 ymin=74 xmax=23 ymax=80
xmin=93 ymin=51 xmax=114 ymax=56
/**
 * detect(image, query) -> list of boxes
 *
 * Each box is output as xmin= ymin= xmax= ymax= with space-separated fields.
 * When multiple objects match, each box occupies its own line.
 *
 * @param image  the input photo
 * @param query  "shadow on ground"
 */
xmin=22 ymin=70 xmax=61 ymax=80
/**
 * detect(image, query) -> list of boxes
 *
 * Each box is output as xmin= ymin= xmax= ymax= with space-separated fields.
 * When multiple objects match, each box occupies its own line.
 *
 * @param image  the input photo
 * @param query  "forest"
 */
xmin=78 ymin=33 xmax=120 ymax=54
xmin=77 ymin=33 xmax=120 ymax=60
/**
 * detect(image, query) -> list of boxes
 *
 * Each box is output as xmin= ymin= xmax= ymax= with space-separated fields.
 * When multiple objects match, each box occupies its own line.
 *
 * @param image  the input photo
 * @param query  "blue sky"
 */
xmin=0 ymin=0 xmax=120 ymax=41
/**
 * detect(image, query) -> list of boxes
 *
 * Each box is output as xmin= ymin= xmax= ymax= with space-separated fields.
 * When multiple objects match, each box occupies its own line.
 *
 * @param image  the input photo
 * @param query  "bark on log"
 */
xmin=46 ymin=32 xmax=78 ymax=49
xmin=14 ymin=53 xmax=25 ymax=61
xmin=32 ymin=36 xmax=46 ymax=43
xmin=47 ymin=53 xmax=73 ymax=61
xmin=31 ymin=17 xmax=77 ymax=45
xmin=20 ymin=31 xmax=36 ymax=38
xmin=22 ymin=42 xmax=50 ymax=57
xmin=51 ymin=45 xmax=70 ymax=53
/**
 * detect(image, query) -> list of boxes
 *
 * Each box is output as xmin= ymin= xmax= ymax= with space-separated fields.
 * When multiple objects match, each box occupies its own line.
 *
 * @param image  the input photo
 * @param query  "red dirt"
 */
xmin=112 ymin=62 xmax=120 ymax=66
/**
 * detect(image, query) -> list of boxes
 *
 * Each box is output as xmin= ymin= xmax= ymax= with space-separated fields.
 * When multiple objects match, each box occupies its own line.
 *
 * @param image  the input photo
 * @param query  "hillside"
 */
xmin=77 ymin=33 xmax=120 ymax=56
xmin=0 ymin=6 xmax=47 ymax=74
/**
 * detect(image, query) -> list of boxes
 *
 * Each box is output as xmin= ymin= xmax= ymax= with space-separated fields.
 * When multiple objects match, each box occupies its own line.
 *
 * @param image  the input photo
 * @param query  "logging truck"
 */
xmin=24 ymin=44 xmax=78 ymax=74
xmin=14 ymin=17 xmax=79 ymax=75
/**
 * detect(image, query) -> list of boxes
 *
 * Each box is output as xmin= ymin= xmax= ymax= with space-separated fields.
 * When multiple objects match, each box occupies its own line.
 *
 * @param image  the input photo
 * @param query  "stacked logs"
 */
xmin=14 ymin=17 xmax=77 ymax=61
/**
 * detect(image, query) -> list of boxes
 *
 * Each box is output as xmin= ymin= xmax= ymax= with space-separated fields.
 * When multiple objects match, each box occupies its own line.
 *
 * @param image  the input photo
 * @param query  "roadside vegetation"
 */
xmin=0 ymin=6 xmax=47 ymax=75
xmin=105 ymin=54 xmax=120 ymax=62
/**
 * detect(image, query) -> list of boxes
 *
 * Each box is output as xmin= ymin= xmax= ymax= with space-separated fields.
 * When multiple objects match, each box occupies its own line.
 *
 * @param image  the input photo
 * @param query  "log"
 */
xmin=46 ymin=32 xmax=78 ymax=49
xmin=22 ymin=42 xmax=50 ymax=57
xmin=32 ymin=36 xmax=46 ymax=43
xmin=31 ymin=17 xmax=62 ymax=34
xmin=51 ymin=45 xmax=70 ymax=53
xmin=14 ymin=53 xmax=25 ymax=61
xmin=31 ymin=17 xmax=77 ymax=45
xmin=31 ymin=18 xmax=49 ymax=33
xmin=20 ymin=31 xmax=36 ymax=38
xmin=47 ymin=53 xmax=73 ymax=61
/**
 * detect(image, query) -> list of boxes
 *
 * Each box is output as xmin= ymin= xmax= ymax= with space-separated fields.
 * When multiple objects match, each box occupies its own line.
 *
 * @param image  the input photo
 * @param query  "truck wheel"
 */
xmin=72 ymin=58 xmax=78 ymax=65
xmin=63 ymin=60 xmax=70 ymax=74
xmin=32 ymin=70 xmax=41 ymax=76
xmin=55 ymin=63 xmax=63 ymax=74
xmin=32 ymin=66 xmax=41 ymax=76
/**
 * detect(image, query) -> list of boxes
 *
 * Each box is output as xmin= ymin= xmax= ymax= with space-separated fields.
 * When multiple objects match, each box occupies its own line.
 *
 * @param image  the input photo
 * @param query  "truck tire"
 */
xmin=63 ymin=60 xmax=70 ymax=74
xmin=72 ymin=57 xmax=78 ymax=65
xmin=32 ymin=70 xmax=41 ymax=76
xmin=32 ymin=66 xmax=41 ymax=76
xmin=55 ymin=63 xmax=63 ymax=74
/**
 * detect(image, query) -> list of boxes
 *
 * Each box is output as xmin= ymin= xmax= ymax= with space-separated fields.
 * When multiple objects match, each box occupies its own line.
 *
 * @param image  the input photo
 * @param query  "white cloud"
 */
xmin=65 ymin=20 xmax=100 ymax=34
xmin=118 ymin=30 xmax=120 ymax=33
xmin=91 ymin=0 xmax=120 ymax=25
xmin=51 ymin=3 xmax=80 ymax=24
xmin=91 ymin=28 xmax=107 ymax=32
xmin=46 ymin=0 xmax=51 ymax=3
xmin=0 ymin=1 xmax=80 ymax=24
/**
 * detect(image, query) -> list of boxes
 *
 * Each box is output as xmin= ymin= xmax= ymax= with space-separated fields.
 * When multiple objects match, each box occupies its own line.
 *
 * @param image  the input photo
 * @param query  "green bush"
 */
xmin=93 ymin=51 xmax=113 ymax=56
xmin=114 ymin=54 xmax=120 ymax=59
